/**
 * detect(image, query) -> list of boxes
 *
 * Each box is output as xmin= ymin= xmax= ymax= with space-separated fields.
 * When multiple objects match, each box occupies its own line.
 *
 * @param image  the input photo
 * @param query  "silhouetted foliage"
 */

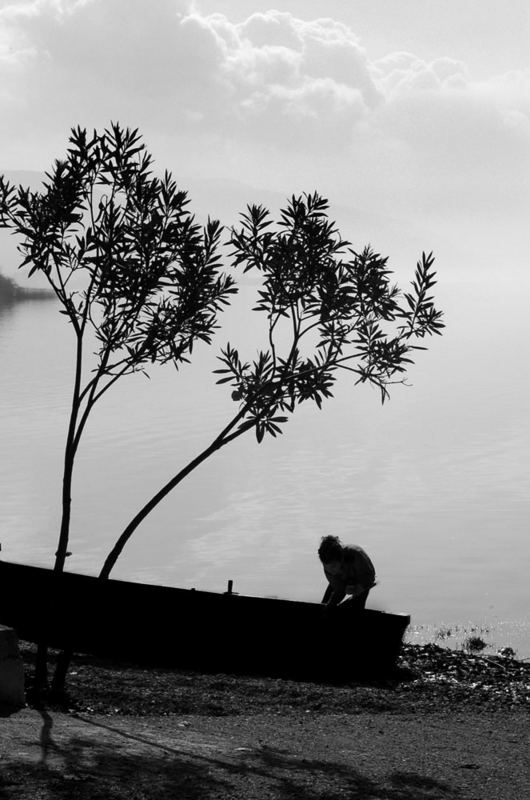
xmin=0 ymin=123 xmax=236 ymax=688
xmin=0 ymin=123 xmax=235 ymax=568
xmin=223 ymin=193 xmax=443 ymax=443
xmin=100 ymin=192 xmax=443 ymax=583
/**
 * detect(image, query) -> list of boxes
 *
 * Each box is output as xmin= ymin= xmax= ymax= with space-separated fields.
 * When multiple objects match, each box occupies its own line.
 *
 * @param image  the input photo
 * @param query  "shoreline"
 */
xmin=406 ymin=617 xmax=530 ymax=661
xmin=16 ymin=639 xmax=530 ymax=716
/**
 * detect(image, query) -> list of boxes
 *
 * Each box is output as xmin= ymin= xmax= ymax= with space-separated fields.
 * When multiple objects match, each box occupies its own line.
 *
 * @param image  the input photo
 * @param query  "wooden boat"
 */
xmin=0 ymin=559 xmax=410 ymax=679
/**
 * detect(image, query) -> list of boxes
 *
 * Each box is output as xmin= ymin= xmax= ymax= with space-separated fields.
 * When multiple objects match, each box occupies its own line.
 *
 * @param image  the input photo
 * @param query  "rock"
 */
xmin=0 ymin=625 xmax=25 ymax=708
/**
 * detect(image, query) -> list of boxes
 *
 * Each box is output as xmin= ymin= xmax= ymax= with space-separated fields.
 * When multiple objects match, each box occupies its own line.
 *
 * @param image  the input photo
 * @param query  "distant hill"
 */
xmin=0 ymin=271 xmax=54 ymax=310
xmin=0 ymin=172 xmax=45 ymax=283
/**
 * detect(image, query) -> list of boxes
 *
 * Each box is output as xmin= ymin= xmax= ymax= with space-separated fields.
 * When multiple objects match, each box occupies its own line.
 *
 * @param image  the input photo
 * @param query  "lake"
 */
xmin=0 ymin=266 xmax=529 ymax=657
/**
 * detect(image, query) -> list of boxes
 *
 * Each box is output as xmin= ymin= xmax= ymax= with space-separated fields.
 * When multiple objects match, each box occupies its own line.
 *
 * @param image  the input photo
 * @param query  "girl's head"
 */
xmin=318 ymin=535 xmax=343 ymax=567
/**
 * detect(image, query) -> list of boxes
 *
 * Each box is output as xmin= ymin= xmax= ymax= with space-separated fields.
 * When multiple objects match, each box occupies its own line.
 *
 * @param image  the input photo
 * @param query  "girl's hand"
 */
xmin=345 ymin=583 xmax=363 ymax=598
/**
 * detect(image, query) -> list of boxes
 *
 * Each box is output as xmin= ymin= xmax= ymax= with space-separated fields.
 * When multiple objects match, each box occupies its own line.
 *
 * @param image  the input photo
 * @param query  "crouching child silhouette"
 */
xmin=318 ymin=535 xmax=376 ymax=612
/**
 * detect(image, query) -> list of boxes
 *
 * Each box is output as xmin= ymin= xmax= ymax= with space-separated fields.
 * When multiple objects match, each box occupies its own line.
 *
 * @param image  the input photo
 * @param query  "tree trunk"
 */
xmin=51 ymin=415 xmax=252 ymax=693
xmin=44 ymin=444 xmax=81 ymax=696
xmin=99 ymin=437 xmax=227 ymax=580
xmin=43 ymin=334 xmax=84 ymax=696
xmin=50 ymin=646 xmax=73 ymax=700
xmin=33 ymin=450 xmax=76 ymax=694
xmin=99 ymin=412 xmax=253 ymax=581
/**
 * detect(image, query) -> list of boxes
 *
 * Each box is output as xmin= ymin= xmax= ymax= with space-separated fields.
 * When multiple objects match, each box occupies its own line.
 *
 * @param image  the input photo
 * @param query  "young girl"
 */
xmin=318 ymin=535 xmax=376 ymax=610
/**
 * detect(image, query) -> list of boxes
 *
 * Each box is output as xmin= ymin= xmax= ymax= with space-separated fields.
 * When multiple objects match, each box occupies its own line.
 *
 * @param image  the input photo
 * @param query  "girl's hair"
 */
xmin=318 ymin=535 xmax=343 ymax=562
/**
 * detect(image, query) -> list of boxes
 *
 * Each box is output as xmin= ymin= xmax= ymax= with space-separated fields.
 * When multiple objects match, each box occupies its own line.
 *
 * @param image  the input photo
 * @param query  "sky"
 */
xmin=0 ymin=0 xmax=528 ymax=255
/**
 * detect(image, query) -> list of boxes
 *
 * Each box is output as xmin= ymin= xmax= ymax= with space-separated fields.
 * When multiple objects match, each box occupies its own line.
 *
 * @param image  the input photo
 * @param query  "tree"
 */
xmin=98 ymin=192 xmax=444 ymax=582
xmin=0 ymin=124 xmax=237 ymax=689
xmin=2 ymin=130 xmax=444 ymax=696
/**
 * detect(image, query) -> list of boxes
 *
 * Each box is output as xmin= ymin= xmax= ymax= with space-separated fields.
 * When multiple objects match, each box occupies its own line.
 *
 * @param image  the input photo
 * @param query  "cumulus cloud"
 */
xmin=0 ymin=0 xmax=226 ymax=160
xmin=0 ymin=1 xmax=383 ymax=152
xmin=0 ymin=0 xmax=528 ymax=224
xmin=373 ymin=52 xmax=469 ymax=94
xmin=180 ymin=9 xmax=382 ymax=147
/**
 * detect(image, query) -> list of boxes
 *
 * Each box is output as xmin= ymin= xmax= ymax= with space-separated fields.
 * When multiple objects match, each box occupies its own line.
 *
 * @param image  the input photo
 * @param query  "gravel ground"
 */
xmin=0 ymin=641 xmax=527 ymax=799
xmin=1 ymin=707 xmax=528 ymax=799
xmin=20 ymin=641 xmax=530 ymax=716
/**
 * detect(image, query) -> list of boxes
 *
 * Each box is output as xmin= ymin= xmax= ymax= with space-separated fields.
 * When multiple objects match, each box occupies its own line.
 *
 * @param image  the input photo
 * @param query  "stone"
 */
xmin=0 ymin=625 xmax=25 ymax=707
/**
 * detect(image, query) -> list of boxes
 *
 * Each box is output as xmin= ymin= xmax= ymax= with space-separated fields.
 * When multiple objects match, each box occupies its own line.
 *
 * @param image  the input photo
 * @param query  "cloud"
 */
xmin=0 ymin=2 xmax=382 ymax=151
xmin=0 ymin=0 xmax=230 ymax=157
xmin=180 ymin=10 xmax=382 ymax=147
xmin=0 ymin=0 xmax=528 ymax=226
xmin=367 ymin=64 xmax=530 ymax=218
xmin=373 ymin=52 xmax=470 ymax=94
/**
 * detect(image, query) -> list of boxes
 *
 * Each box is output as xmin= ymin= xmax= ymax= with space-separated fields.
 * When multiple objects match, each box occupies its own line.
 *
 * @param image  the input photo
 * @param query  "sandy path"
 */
xmin=1 ymin=708 xmax=528 ymax=798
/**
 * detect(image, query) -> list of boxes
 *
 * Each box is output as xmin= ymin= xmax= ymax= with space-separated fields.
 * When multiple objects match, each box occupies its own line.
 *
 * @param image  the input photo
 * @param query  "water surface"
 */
xmin=1 ymin=270 xmax=529 ymax=655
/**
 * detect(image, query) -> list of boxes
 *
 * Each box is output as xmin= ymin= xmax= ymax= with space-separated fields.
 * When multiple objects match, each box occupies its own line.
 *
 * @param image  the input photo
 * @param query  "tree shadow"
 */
xmin=240 ymin=746 xmax=458 ymax=800
xmin=1 ymin=712 xmax=225 ymax=800
xmin=0 ymin=711 xmax=460 ymax=800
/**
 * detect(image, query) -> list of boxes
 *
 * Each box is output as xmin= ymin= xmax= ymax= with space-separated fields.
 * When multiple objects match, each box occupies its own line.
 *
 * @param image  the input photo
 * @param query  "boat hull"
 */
xmin=0 ymin=560 xmax=410 ymax=678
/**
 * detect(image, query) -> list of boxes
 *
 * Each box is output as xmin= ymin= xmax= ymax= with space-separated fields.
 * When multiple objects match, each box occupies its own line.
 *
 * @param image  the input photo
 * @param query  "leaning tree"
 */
xmin=0 ymin=124 xmax=237 ymax=687
xmin=98 ymin=193 xmax=444 ymax=581
xmin=1 ymin=129 xmax=444 ymax=696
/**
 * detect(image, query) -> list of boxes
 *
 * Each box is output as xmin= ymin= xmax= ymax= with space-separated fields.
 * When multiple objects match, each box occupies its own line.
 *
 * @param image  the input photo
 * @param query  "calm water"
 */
xmin=1 ymin=270 xmax=529 ymax=656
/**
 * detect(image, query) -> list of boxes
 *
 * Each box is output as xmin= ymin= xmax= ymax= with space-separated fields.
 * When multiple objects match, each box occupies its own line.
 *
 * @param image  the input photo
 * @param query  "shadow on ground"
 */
xmin=0 ymin=711 xmax=458 ymax=800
